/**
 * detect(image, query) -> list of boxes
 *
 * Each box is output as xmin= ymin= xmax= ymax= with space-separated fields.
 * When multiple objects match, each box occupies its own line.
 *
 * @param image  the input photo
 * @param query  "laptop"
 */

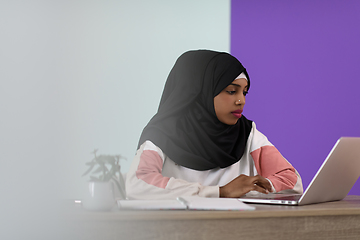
xmin=238 ymin=137 xmax=360 ymax=206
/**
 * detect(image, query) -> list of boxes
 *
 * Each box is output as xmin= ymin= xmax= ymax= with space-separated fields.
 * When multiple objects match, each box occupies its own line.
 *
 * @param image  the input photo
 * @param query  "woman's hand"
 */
xmin=219 ymin=174 xmax=272 ymax=198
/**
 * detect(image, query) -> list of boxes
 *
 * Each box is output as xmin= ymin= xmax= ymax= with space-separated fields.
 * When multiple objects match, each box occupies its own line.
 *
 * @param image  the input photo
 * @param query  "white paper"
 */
xmin=178 ymin=196 xmax=255 ymax=210
xmin=118 ymin=197 xmax=255 ymax=211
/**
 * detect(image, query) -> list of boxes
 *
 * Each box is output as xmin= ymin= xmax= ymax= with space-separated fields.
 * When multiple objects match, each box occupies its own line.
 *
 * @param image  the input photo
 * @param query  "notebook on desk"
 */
xmin=238 ymin=137 xmax=360 ymax=206
xmin=118 ymin=196 xmax=255 ymax=210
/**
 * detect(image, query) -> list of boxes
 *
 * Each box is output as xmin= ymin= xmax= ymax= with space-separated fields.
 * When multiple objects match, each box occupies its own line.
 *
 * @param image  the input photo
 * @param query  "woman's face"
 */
xmin=213 ymin=78 xmax=248 ymax=125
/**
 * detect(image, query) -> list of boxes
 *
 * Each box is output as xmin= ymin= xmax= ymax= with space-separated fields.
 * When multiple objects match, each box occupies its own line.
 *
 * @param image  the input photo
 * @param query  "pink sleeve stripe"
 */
xmin=250 ymin=145 xmax=297 ymax=192
xmin=266 ymin=170 xmax=298 ymax=192
xmin=136 ymin=150 xmax=170 ymax=189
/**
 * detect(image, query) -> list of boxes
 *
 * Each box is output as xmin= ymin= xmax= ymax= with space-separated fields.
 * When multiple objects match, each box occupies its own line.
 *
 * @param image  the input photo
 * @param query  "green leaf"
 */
xmin=103 ymin=173 xmax=112 ymax=182
xmin=92 ymin=165 xmax=105 ymax=174
xmin=106 ymin=157 xmax=116 ymax=165
xmin=97 ymin=155 xmax=116 ymax=164
xmin=104 ymin=167 xmax=116 ymax=181
xmin=82 ymin=163 xmax=96 ymax=176
xmin=83 ymin=150 xmax=126 ymax=183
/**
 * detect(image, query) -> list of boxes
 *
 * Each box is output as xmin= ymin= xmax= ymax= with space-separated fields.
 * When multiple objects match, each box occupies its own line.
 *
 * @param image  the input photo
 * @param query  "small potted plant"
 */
xmin=82 ymin=149 xmax=126 ymax=210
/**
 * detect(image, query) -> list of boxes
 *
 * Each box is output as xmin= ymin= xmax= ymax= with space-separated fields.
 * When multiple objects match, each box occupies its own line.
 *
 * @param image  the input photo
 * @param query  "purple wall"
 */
xmin=231 ymin=0 xmax=360 ymax=195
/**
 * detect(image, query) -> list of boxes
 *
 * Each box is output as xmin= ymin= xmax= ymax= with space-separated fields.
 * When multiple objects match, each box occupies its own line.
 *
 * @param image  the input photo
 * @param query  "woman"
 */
xmin=126 ymin=50 xmax=303 ymax=199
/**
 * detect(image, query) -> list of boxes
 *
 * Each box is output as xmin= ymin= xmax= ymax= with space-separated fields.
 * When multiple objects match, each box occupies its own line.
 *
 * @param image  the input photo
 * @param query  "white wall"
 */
xmin=0 ymin=0 xmax=230 ymax=209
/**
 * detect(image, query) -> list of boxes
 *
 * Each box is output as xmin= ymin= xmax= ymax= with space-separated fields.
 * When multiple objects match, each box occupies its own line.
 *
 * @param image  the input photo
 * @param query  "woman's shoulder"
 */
xmin=246 ymin=121 xmax=273 ymax=151
xmin=247 ymin=120 xmax=263 ymax=135
xmin=138 ymin=140 xmax=166 ymax=160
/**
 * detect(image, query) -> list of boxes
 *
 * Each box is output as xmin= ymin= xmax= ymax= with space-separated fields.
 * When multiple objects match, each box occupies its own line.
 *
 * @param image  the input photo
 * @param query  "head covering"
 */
xmin=236 ymin=72 xmax=248 ymax=81
xmin=138 ymin=50 xmax=253 ymax=170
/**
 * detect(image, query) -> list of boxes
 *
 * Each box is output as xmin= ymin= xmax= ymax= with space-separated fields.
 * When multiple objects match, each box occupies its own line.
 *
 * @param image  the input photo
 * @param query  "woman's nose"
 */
xmin=235 ymin=95 xmax=245 ymax=105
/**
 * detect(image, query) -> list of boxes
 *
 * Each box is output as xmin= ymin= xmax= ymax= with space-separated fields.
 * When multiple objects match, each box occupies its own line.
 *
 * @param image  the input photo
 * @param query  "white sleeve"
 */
xmin=249 ymin=122 xmax=303 ymax=194
xmin=125 ymin=141 xmax=219 ymax=200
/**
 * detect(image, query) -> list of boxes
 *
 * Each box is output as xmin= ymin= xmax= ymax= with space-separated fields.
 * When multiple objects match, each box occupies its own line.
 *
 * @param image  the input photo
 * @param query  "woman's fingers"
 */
xmin=252 ymin=184 xmax=269 ymax=194
xmin=220 ymin=174 xmax=273 ymax=198
xmin=251 ymin=175 xmax=272 ymax=192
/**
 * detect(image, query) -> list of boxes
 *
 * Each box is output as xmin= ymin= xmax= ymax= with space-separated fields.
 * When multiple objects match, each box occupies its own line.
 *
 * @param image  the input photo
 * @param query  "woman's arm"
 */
xmin=251 ymin=145 xmax=303 ymax=193
xmin=126 ymin=141 xmax=219 ymax=200
xmin=249 ymin=124 xmax=304 ymax=194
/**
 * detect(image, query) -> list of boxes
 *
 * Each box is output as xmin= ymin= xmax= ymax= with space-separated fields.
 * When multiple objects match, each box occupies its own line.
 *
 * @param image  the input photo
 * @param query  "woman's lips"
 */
xmin=231 ymin=109 xmax=243 ymax=118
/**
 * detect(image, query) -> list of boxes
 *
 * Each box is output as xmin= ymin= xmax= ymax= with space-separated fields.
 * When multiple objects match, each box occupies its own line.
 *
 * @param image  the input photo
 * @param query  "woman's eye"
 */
xmin=226 ymin=91 xmax=236 ymax=95
xmin=243 ymin=91 xmax=248 ymax=96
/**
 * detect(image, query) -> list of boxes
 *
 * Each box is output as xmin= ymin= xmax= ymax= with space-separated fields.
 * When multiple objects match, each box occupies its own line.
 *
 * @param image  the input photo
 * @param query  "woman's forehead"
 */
xmin=231 ymin=78 xmax=248 ymax=87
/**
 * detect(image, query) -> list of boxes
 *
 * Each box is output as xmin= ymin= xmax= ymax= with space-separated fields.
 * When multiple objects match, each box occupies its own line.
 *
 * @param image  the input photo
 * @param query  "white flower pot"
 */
xmin=82 ymin=181 xmax=116 ymax=211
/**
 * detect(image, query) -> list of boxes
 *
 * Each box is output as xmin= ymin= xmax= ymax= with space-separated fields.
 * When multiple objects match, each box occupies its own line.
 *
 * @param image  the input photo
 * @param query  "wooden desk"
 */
xmin=63 ymin=195 xmax=360 ymax=240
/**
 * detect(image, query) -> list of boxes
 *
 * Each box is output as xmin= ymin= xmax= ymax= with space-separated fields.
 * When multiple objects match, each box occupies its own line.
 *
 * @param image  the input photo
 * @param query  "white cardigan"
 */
xmin=126 ymin=122 xmax=303 ymax=200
